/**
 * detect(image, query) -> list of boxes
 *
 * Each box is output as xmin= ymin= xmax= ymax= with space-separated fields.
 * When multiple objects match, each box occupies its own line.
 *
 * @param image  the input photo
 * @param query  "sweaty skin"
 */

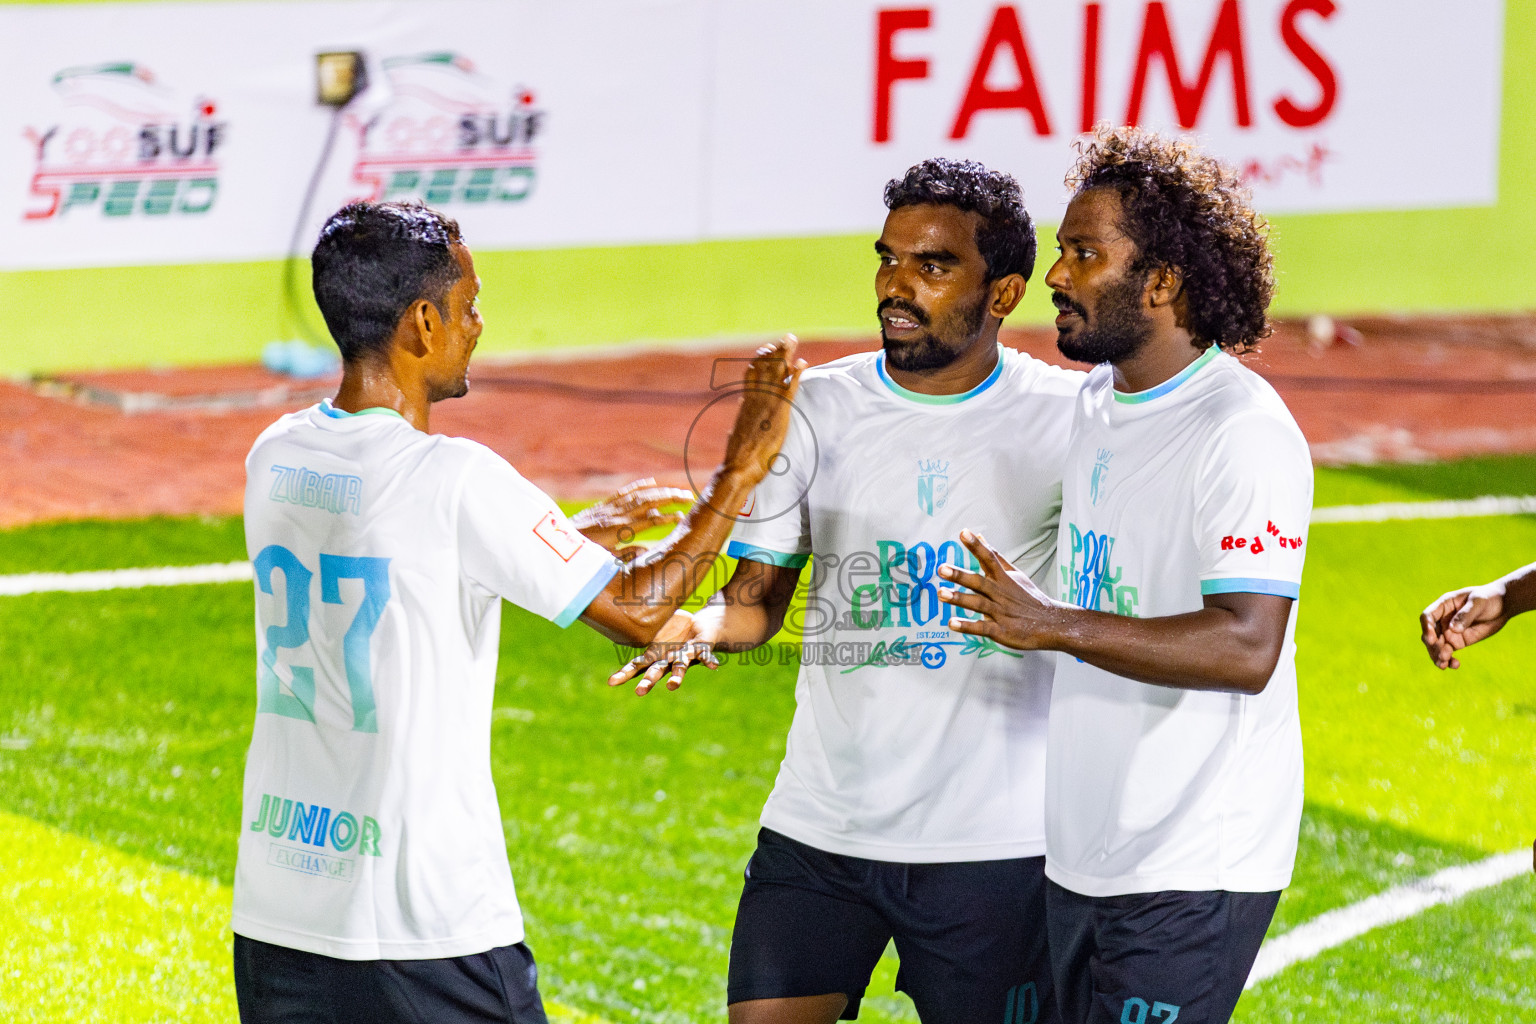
xmin=933 ymin=188 xmax=1293 ymax=695
xmin=333 ymin=241 xmax=807 ymax=649
xmin=608 ymin=200 xmax=1028 ymax=697
xmin=607 ymin=201 xmax=1031 ymax=1024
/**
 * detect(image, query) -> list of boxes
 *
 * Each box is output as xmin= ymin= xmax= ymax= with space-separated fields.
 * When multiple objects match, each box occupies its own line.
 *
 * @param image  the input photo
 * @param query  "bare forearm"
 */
xmin=690 ymin=588 xmax=787 ymax=652
xmin=603 ymin=467 xmax=756 ymax=637
xmin=1496 ymin=561 xmax=1536 ymax=619
xmin=1037 ymin=605 xmax=1283 ymax=694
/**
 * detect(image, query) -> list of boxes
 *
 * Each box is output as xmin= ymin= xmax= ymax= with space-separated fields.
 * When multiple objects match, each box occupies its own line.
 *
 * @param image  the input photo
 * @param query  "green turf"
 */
xmin=1239 ymin=873 xmax=1536 ymax=1024
xmin=1313 ymin=453 xmax=1536 ymax=507
xmin=0 ymin=515 xmax=247 ymax=575
xmin=3 ymin=460 xmax=1536 ymax=1021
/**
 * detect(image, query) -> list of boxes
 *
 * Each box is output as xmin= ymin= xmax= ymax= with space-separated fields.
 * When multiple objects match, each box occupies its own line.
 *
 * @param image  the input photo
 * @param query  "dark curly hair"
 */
xmin=312 ymin=201 xmax=463 ymax=362
xmin=885 ymin=158 xmax=1037 ymax=282
xmin=1068 ymin=125 xmax=1274 ymax=353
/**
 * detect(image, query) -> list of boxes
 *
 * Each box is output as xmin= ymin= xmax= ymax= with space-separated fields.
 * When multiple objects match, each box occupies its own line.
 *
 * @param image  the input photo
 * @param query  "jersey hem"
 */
xmin=230 ymin=916 xmax=525 ymax=961
xmin=762 ymin=812 xmax=1046 ymax=863
xmin=1042 ymin=862 xmax=1294 ymax=897
xmin=1200 ymin=576 xmax=1301 ymax=598
xmin=727 ymin=541 xmax=810 ymax=568
xmin=553 ymin=558 xmax=620 ymax=628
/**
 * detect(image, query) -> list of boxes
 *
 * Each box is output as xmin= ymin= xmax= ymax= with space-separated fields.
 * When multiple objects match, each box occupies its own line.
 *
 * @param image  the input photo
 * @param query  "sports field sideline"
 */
xmin=2 ymin=450 xmax=1535 ymax=1024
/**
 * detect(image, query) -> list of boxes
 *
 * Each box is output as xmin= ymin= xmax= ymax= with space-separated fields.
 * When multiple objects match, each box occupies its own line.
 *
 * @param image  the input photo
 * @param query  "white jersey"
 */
xmin=232 ymin=401 xmax=618 ymax=960
xmin=728 ymin=346 xmax=1084 ymax=862
xmin=1045 ymin=347 xmax=1312 ymax=897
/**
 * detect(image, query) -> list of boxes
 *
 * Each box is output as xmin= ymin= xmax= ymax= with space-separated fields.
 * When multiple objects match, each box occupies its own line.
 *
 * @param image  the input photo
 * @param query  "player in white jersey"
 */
xmin=232 ymin=201 xmax=803 ymax=1024
xmin=937 ymin=127 xmax=1309 ymax=1024
xmin=611 ymin=160 xmax=1084 ymax=1024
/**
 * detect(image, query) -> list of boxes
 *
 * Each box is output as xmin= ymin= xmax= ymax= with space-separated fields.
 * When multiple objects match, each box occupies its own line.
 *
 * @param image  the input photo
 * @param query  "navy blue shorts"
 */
xmin=728 ymin=827 xmax=1054 ymax=1023
xmin=1045 ymin=881 xmax=1280 ymax=1024
xmin=233 ymin=933 xmax=548 ymax=1024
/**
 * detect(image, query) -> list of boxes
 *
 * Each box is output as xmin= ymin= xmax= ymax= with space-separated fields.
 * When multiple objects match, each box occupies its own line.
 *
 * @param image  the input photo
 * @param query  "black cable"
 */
xmin=282 ymin=106 xmax=348 ymax=344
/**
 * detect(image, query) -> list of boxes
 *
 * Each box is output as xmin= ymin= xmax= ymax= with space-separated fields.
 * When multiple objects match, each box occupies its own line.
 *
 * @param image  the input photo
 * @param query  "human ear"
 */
xmin=409 ymin=299 xmax=445 ymax=356
xmin=1146 ymin=265 xmax=1184 ymax=309
xmin=989 ymin=273 xmax=1027 ymax=318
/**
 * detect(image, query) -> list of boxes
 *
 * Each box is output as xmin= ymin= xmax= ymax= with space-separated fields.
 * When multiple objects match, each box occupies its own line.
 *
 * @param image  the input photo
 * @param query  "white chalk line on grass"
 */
xmin=1312 ymin=494 xmax=1536 ymax=523
xmin=0 ymin=560 xmax=252 ymax=596
xmin=0 ymin=495 xmax=1528 ymax=987
xmin=2 ymin=495 xmax=1531 ymax=598
xmin=1246 ymin=849 xmax=1531 ymax=987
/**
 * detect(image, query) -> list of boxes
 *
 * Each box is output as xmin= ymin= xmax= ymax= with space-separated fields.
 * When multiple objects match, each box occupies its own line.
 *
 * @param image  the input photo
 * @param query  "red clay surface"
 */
xmin=5 ymin=315 xmax=1536 ymax=527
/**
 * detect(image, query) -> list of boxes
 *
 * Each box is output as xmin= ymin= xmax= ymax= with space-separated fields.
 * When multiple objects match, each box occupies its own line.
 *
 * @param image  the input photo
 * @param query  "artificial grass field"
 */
xmin=3 ymin=456 xmax=1536 ymax=1023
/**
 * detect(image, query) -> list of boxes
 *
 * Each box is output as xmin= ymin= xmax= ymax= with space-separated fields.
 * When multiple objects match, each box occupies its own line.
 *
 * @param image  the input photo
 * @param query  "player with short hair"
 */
xmin=937 ymin=126 xmax=1310 ymax=1024
xmin=612 ymin=159 xmax=1084 ymax=1024
xmin=231 ymin=200 xmax=803 ymax=1024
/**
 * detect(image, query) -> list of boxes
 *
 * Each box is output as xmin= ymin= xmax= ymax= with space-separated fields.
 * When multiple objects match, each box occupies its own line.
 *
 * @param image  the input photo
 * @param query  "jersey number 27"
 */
xmin=253 ymin=545 xmax=391 ymax=733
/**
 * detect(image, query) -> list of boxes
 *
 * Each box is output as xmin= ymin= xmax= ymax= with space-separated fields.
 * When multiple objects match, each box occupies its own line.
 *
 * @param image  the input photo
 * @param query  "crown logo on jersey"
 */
xmin=1090 ymin=449 xmax=1113 ymax=507
xmin=917 ymin=458 xmax=951 ymax=516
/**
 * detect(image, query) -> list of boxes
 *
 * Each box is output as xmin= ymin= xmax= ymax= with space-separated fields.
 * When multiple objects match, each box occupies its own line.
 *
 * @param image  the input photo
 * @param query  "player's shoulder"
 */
xmin=998 ymin=346 xmax=1089 ymax=400
xmin=798 ymin=350 xmax=879 ymax=389
xmin=246 ymin=404 xmax=337 ymax=468
xmin=1193 ymin=353 xmax=1310 ymax=468
xmin=1198 ymin=352 xmax=1303 ymax=435
xmin=791 ymin=350 xmax=883 ymax=411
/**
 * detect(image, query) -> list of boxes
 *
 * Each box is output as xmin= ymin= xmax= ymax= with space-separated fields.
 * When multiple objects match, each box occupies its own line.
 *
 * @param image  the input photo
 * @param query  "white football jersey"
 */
xmin=232 ymin=401 xmax=618 ymax=960
xmin=728 ymin=346 xmax=1084 ymax=862
xmin=1045 ymin=347 xmax=1313 ymax=897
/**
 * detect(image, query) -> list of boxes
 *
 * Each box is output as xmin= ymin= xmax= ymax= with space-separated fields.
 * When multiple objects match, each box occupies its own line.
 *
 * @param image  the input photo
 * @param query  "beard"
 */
xmin=880 ymin=291 xmax=991 ymax=372
xmin=1054 ymin=272 xmax=1154 ymax=365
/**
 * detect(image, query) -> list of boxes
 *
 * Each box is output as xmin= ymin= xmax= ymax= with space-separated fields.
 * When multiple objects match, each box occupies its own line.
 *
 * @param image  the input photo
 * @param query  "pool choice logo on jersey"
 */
xmin=348 ymin=52 xmax=545 ymax=207
xmin=1061 ymin=522 xmax=1141 ymax=616
xmin=22 ymin=62 xmax=226 ymax=221
xmin=249 ymin=793 xmax=383 ymax=882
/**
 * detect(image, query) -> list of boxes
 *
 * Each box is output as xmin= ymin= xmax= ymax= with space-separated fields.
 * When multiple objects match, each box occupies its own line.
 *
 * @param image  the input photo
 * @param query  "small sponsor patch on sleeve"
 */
xmin=739 ymin=493 xmax=756 ymax=518
xmin=533 ymin=511 xmax=584 ymax=562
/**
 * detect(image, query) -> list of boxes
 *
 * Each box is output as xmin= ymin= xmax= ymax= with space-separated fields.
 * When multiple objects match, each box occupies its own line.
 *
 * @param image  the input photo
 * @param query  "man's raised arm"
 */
xmin=578 ymin=338 xmax=805 ymax=647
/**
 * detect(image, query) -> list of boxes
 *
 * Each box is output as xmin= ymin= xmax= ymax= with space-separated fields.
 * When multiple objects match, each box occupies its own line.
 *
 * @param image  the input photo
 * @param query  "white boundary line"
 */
xmin=4 ymin=495 xmax=1532 ymax=598
xmin=1312 ymin=494 xmax=1536 ymax=523
xmin=1247 ymin=849 xmax=1530 ymax=987
xmin=0 ymin=498 xmax=1530 ymax=990
xmin=0 ymin=561 xmax=252 ymax=597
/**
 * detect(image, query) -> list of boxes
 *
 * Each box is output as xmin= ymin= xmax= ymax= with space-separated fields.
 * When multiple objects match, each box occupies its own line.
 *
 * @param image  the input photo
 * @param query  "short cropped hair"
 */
xmin=311 ymin=201 xmax=463 ymax=361
xmin=1068 ymin=125 xmax=1274 ymax=353
xmin=884 ymin=158 xmax=1037 ymax=282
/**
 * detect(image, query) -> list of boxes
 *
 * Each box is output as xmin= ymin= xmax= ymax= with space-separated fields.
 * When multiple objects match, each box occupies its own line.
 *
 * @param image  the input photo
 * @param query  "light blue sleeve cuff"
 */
xmin=727 ymin=540 xmax=810 ymax=568
xmin=553 ymin=558 xmax=621 ymax=629
xmin=1201 ymin=577 xmax=1301 ymax=599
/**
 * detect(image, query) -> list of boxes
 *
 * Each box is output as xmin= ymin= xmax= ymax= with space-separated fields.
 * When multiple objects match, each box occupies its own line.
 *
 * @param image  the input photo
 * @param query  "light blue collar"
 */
xmin=875 ymin=344 xmax=1006 ymax=406
xmin=1113 ymin=345 xmax=1220 ymax=404
xmin=319 ymin=399 xmax=406 ymax=421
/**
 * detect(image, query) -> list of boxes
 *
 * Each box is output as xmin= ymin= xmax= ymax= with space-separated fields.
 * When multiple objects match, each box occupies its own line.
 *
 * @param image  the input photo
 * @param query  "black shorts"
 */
xmin=1045 ymin=881 xmax=1280 ymax=1024
xmin=233 ymin=933 xmax=548 ymax=1024
xmin=728 ymin=827 xmax=1054 ymax=1023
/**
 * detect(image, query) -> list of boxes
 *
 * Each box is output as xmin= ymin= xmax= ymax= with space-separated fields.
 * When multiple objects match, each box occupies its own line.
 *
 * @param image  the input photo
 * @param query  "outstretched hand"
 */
xmin=721 ymin=335 xmax=807 ymax=483
xmin=937 ymin=530 xmax=1064 ymax=651
xmin=1420 ymin=583 xmax=1508 ymax=670
xmin=608 ymin=610 xmax=720 ymax=695
xmin=571 ymin=478 xmax=694 ymax=561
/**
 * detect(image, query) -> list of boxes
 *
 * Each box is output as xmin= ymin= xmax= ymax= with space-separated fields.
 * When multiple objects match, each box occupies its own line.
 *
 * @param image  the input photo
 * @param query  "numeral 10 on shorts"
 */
xmin=254 ymin=545 xmax=391 ymax=733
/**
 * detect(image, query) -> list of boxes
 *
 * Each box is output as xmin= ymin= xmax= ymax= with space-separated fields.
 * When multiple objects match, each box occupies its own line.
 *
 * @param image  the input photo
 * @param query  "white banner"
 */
xmin=0 ymin=0 xmax=1504 ymax=270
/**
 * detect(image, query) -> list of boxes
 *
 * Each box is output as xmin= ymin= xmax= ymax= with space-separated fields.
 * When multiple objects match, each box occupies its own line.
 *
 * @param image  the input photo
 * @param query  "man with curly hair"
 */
xmin=938 ymin=127 xmax=1312 ymax=1023
xmin=611 ymin=159 xmax=1084 ymax=1024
